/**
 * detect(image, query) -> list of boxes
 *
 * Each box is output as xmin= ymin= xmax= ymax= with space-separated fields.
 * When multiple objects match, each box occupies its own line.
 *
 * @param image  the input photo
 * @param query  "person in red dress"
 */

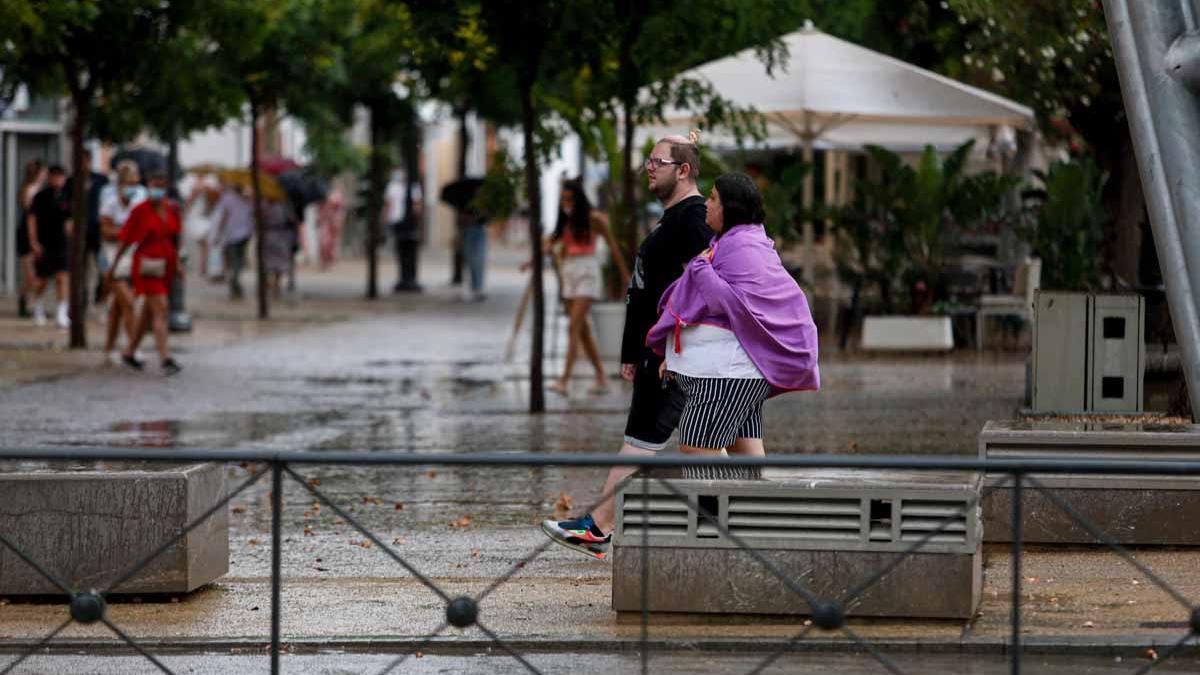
xmin=105 ymin=170 xmax=182 ymax=375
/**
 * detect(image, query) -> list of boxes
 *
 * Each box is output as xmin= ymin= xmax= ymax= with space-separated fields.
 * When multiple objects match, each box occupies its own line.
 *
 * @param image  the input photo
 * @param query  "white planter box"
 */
xmin=861 ymin=316 xmax=954 ymax=351
xmin=591 ymin=302 xmax=626 ymax=361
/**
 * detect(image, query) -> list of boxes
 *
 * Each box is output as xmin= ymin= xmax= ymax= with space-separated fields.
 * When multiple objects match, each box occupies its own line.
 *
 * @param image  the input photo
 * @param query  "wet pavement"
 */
xmin=2 ymin=249 xmax=1198 ymax=672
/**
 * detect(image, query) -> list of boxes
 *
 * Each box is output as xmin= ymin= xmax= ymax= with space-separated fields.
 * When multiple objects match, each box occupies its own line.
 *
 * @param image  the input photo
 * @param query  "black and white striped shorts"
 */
xmin=672 ymin=374 xmax=773 ymax=449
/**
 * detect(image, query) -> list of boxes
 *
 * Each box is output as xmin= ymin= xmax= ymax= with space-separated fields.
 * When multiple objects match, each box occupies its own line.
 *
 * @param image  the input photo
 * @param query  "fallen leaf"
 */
xmin=450 ymin=515 xmax=473 ymax=529
xmin=553 ymin=492 xmax=573 ymax=518
xmin=363 ymin=496 xmax=372 ymax=504
xmin=1145 ymin=649 xmax=1158 ymax=661
xmin=303 ymin=511 xmax=313 ymax=519
xmin=427 ymin=469 xmax=438 ymax=479
xmin=308 ymin=478 xmax=321 ymax=487
xmin=248 ymin=538 xmax=261 ymax=546
xmin=847 ymin=441 xmax=859 ymax=451
xmin=303 ymin=527 xmax=315 ymax=537
xmin=394 ymin=501 xmax=405 ymax=511
xmin=231 ymin=506 xmax=246 ymax=515
xmin=471 ymin=548 xmax=481 ymax=558
xmin=392 ymin=537 xmax=406 ymax=545
xmin=1082 ymin=621 xmax=1095 ymax=628
xmin=314 ymin=566 xmax=329 ymax=572
xmin=415 ymin=651 xmax=424 ymax=658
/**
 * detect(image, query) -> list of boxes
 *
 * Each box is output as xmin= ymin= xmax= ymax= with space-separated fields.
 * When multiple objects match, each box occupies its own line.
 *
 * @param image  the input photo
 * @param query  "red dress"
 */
xmin=120 ymin=200 xmax=180 ymax=296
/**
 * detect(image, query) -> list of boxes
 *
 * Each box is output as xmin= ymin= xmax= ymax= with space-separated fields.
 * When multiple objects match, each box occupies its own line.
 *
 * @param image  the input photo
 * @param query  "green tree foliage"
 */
xmin=831 ymin=140 xmax=1019 ymax=314
xmin=1018 ymin=158 xmax=1107 ymax=291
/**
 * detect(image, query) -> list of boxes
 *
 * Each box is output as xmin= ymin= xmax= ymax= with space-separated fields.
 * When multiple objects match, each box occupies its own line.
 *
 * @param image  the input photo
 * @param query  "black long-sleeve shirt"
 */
xmin=620 ymin=195 xmax=711 ymax=364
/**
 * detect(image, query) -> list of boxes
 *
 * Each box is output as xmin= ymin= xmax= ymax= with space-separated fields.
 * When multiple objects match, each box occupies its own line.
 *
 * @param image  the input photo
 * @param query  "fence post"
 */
xmin=1011 ymin=472 xmax=1023 ymax=675
xmin=271 ymin=461 xmax=283 ymax=675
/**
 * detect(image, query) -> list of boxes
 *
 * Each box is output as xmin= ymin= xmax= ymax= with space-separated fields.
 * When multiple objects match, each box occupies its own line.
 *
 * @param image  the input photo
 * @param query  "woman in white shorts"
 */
xmin=99 ymin=161 xmax=147 ymax=364
xmin=546 ymin=180 xmax=629 ymax=396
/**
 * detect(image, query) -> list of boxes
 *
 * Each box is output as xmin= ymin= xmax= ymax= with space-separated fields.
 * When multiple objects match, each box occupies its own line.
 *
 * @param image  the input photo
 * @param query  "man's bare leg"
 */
xmin=590 ymin=442 xmax=654 ymax=533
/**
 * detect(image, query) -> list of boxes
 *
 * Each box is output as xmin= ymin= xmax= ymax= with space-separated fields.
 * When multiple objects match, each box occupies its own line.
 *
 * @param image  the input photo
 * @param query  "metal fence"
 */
xmin=1 ymin=448 xmax=1199 ymax=674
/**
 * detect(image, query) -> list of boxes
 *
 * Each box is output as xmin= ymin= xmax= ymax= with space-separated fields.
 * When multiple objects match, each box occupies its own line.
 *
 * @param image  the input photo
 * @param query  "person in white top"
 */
xmin=98 ymin=161 xmax=147 ymax=364
xmin=183 ymin=172 xmax=219 ymax=277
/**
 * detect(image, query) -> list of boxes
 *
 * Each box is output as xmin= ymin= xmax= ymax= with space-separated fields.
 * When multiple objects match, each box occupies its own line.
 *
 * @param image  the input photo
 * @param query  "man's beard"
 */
xmin=651 ymin=173 xmax=677 ymax=202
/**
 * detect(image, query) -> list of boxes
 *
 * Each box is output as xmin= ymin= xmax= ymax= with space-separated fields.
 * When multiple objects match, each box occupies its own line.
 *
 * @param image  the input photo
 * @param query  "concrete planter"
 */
xmin=590 ymin=301 xmax=625 ymax=362
xmin=978 ymin=419 xmax=1200 ymax=545
xmin=861 ymin=316 xmax=954 ymax=352
xmin=0 ymin=462 xmax=229 ymax=595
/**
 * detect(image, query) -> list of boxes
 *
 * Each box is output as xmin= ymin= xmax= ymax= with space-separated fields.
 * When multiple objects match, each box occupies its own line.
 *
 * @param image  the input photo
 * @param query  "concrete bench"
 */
xmin=0 ymin=462 xmax=229 ymax=595
xmin=612 ymin=468 xmax=982 ymax=619
xmin=979 ymin=420 xmax=1200 ymax=545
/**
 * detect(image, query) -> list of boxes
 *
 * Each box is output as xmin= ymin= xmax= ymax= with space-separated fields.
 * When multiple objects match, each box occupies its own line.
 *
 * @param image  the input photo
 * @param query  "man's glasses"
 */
xmin=644 ymin=157 xmax=683 ymax=170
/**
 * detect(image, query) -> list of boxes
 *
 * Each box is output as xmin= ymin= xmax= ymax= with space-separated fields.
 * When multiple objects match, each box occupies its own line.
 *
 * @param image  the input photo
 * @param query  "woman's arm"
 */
xmin=593 ymin=211 xmax=630 ymax=286
xmin=26 ymin=212 xmax=42 ymax=258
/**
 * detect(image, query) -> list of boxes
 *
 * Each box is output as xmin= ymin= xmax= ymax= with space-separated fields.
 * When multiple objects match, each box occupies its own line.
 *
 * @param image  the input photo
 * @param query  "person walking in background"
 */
xmin=106 ymin=170 xmax=182 ymax=375
xmin=540 ymin=133 xmax=712 ymax=560
xmin=26 ymin=165 xmax=72 ymax=328
xmin=183 ymin=172 xmax=218 ymax=277
xmin=546 ymin=179 xmax=629 ymax=396
xmin=210 ymin=182 xmax=254 ymax=299
xmin=385 ymin=168 xmax=423 ymax=293
xmin=317 ymin=185 xmax=346 ymax=270
xmin=262 ymin=198 xmax=297 ymax=299
xmin=646 ymin=172 xmax=819 ymax=458
xmin=460 ymin=205 xmax=489 ymax=302
xmin=15 ymin=159 xmax=45 ymax=318
xmin=65 ymin=149 xmax=108 ymax=311
xmin=98 ymin=161 xmax=146 ymax=364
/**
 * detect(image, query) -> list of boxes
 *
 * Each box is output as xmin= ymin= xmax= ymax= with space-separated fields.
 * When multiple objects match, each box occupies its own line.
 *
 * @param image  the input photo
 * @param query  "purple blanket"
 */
xmin=646 ymin=224 xmax=819 ymax=394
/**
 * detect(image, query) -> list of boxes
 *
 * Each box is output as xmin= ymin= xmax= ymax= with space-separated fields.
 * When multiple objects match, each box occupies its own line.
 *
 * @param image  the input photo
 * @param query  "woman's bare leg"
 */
xmin=551 ymin=298 xmax=582 ymax=393
xmin=148 ymin=295 xmax=170 ymax=361
xmin=575 ymin=298 xmax=608 ymax=388
xmin=125 ymin=300 xmax=151 ymax=357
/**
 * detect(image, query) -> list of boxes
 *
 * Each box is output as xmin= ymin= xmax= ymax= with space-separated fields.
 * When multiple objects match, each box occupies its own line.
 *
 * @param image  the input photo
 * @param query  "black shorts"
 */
xmin=623 ymin=355 xmax=686 ymax=451
xmin=673 ymin=374 xmax=773 ymax=449
xmin=34 ymin=251 xmax=68 ymax=278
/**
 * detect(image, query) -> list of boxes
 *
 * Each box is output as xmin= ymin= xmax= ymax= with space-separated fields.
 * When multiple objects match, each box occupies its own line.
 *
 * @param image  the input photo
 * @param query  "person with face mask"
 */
xmin=105 ymin=170 xmax=182 ymax=375
xmin=98 ymin=160 xmax=147 ymax=364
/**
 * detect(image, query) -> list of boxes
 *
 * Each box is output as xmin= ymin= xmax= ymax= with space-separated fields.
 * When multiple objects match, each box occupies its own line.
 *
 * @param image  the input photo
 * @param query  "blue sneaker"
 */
xmin=540 ymin=514 xmax=611 ymax=560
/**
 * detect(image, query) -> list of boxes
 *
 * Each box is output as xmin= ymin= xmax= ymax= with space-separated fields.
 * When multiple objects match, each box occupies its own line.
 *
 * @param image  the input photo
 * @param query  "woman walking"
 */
xmin=105 ymin=170 xmax=182 ymax=375
xmin=98 ymin=160 xmax=147 ymax=364
xmin=15 ymin=160 xmax=45 ymax=318
xmin=646 ymin=172 xmax=819 ymax=457
xmin=545 ymin=180 xmax=630 ymax=395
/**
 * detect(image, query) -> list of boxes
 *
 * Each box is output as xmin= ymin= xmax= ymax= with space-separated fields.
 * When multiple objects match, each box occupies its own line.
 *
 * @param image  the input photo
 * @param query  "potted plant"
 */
xmin=834 ymin=140 xmax=1019 ymax=351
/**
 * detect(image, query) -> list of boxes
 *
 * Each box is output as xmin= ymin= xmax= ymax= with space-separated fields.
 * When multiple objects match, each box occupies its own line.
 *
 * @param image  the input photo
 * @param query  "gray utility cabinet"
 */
xmin=612 ymin=469 xmax=983 ymax=619
xmin=1032 ymin=292 xmax=1144 ymax=412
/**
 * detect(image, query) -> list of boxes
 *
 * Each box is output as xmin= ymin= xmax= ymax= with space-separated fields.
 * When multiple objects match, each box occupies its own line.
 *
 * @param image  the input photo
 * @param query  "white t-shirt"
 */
xmin=384 ymin=178 xmax=422 ymax=225
xmin=100 ymin=187 xmax=147 ymax=278
xmin=665 ymin=324 xmax=764 ymax=379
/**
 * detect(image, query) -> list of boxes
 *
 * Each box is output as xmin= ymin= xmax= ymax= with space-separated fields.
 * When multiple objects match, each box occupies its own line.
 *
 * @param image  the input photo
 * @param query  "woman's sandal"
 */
xmin=548 ymin=380 xmax=569 ymax=396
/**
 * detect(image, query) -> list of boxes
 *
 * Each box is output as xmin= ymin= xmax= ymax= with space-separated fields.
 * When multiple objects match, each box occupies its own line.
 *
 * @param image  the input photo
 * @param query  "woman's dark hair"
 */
xmin=713 ymin=173 xmax=765 ymax=234
xmin=553 ymin=179 xmax=593 ymax=242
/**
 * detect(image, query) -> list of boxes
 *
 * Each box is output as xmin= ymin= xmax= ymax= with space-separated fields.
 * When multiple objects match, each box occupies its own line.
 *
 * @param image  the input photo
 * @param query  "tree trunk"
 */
xmin=457 ymin=107 xmax=470 ymax=177
xmin=522 ymin=87 xmax=545 ymax=414
xmin=366 ymin=104 xmax=385 ymax=299
xmin=403 ymin=101 xmax=420 ymax=230
xmin=250 ymin=101 xmax=270 ymax=319
xmin=67 ymin=91 xmax=90 ymax=348
xmin=1111 ymin=135 xmax=1145 ymax=288
xmin=452 ymin=108 xmax=469 ymax=285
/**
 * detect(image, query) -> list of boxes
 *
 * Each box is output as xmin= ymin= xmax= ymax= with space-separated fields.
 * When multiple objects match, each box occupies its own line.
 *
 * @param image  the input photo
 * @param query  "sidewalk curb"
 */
xmin=0 ymin=634 xmax=1191 ymax=657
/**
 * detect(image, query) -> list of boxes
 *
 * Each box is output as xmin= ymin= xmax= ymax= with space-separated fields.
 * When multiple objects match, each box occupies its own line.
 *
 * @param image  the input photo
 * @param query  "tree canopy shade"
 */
xmin=0 ymin=0 xmax=206 ymax=347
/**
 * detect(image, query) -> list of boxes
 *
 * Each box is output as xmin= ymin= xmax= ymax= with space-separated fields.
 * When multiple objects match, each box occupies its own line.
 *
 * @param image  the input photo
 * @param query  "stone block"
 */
xmin=613 ymin=469 xmax=982 ymax=619
xmin=0 ymin=462 xmax=229 ymax=595
xmin=979 ymin=420 xmax=1200 ymax=545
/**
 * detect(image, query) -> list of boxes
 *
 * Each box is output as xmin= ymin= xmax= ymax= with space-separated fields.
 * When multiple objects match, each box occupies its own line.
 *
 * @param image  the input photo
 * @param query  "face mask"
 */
xmin=148 ymin=187 xmax=166 ymax=201
xmin=121 ymin=186 xmax=139 ymax=200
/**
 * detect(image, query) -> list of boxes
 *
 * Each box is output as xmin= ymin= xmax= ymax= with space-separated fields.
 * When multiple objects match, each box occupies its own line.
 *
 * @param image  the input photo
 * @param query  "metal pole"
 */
xmin=1010 ymin=473 xmax=1023 ymax=675
xmin=271 ymin=461 xmax=283 ymax=675
xmin=1103 ymin=0 xmax=1200 ymax=419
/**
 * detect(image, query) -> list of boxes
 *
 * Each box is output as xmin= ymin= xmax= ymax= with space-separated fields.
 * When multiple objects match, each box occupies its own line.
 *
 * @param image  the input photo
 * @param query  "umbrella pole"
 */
xmin=504 ymin=275 xmax=535 ymax=362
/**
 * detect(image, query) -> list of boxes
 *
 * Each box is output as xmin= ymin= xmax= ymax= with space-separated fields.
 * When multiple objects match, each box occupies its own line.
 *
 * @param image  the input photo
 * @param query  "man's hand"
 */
xmin=658 ymin=360 xmax=667 ymax=379
xmin=31 ymin=243 xmax=43 ymax=260
xmin=620 ymin=363 xmax=636 ymax=381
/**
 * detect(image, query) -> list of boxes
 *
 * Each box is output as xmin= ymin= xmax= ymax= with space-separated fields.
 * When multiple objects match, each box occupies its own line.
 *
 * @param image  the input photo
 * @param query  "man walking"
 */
xmin=541 ymin=134 xmax=711 ymax=559
xmin=26 ymin=165 xmax=72 ymax=327
xmin=211 ymin=183 xmax=254 ymax=300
